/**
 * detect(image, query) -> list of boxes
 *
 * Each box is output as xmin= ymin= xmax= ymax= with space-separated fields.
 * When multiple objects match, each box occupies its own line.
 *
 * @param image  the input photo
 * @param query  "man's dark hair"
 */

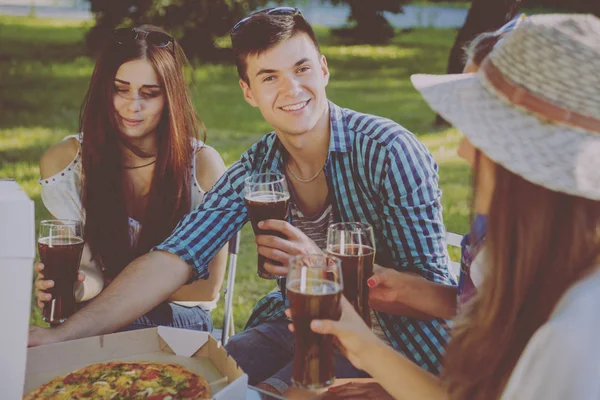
xmin=231 ymin=12 xmax=321 ymax=84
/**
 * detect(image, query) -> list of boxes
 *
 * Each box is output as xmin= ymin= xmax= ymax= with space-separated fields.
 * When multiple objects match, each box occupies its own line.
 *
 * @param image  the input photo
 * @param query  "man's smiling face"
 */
xmin=240 ymin=32 xmax=330 ymax=138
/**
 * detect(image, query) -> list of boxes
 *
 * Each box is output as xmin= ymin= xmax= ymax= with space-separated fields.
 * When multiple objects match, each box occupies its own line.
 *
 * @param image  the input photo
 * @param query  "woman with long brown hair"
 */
xmin=34 ymin=25 xmax=227 ymax=332
xmin=289 ymin=14 xmax=600 ymax=399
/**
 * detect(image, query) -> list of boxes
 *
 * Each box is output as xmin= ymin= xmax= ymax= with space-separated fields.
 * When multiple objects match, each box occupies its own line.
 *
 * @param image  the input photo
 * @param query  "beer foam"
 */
xmin=327 ymin=244 xmax=375 ymax=256
xmin=245 ymin=191 xmax=290 ymax=202
xmin=38 ymin=236 xmax=84 ymax=246
xmin=287 ymin=279 xmax=342 ymax=295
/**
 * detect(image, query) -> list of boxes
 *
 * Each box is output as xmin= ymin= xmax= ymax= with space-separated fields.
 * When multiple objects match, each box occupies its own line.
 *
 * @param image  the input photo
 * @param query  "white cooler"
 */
xmin=0 ymin=179 xmax=35 ymax=399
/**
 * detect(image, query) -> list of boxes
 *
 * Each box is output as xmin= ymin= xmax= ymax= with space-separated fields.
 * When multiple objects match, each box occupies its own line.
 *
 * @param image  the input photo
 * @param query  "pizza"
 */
xmin=24 ymin=361 xmax=212 ymax=399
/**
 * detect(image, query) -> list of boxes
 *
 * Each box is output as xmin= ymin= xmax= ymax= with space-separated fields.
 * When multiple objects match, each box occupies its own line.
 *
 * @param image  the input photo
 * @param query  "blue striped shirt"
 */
xmin=155 ymin=101 xmax=453 ymax=374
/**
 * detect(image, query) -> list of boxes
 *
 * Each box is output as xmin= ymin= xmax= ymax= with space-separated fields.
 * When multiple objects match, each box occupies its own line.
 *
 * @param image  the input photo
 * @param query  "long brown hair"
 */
xmin=444 ymin=163 xmax=600 ymax=399
xmin=80 ymin=25 xmax=204 ymax=278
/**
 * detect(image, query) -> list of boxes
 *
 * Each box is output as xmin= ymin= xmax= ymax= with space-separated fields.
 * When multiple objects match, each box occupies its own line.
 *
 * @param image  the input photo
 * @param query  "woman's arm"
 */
xmin=39 ymin=137 xmax=80 ymax=180
xmin=169 ymin=145 xmax=228 ymax=302
xmin=74 ymin=244 xmax=104 ymax=302
xmin=369 ymin=266 xmax=458 ymax=320
xmin=360 ymin=340 xmax=449 ymax=400
xmin=38 ymin=138 xmax=104 ymax=304
xmin=309 ymin=297 xmax=449 ymax=400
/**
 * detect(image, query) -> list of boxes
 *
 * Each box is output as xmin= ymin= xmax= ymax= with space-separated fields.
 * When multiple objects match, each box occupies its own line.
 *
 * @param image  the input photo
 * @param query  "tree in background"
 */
xmin=85 ymin=0 xmax=277 ymax=61
xmin=325 ymin=0 xmax=406 ymax=44
xmin=522 ymin=0 xmax=599 ymax=15
xmin=434 ymin=0 xmax=522 ymax=125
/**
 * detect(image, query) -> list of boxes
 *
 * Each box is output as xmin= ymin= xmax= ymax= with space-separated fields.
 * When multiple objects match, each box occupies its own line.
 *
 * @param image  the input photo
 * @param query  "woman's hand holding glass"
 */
xmin=286 ymin=295 xmax=382 ymax=372
xmin=34 ymin=262 xmax=86 ymax=309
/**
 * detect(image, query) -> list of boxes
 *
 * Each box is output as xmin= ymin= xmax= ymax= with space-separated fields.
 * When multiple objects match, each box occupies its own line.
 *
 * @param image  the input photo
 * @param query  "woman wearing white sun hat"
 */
xmin=293 ymin=13 xmax=600 ymax=400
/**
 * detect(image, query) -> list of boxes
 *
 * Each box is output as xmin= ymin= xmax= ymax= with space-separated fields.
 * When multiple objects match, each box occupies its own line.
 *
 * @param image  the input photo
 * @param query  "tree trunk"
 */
xmin=434 ymin=0 xmax=522 ymax=126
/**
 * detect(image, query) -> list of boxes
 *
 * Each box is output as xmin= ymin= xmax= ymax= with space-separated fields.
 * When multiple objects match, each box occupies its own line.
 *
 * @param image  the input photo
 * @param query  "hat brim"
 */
xmin=411 ymin=73 xmax=600 ymax=200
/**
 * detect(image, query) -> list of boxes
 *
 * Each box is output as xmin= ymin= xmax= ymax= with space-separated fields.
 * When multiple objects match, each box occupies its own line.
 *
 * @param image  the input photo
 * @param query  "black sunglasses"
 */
xmin=231 ymin=7 xmax=303 ymax=34
xmin=113 ymin=28 xmax=175 ymax=56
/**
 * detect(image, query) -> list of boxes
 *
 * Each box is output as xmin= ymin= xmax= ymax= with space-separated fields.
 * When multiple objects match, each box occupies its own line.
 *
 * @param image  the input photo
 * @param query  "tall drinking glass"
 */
xmin=287 ymin=254 xmax=343 ymax=389
xmin=38 ymin=220 xmax=84 ymax=326
xmin=326 ymin=222 xmax=375 ymax=327
xmin=244 ymin=173 xmax=290 ymax=279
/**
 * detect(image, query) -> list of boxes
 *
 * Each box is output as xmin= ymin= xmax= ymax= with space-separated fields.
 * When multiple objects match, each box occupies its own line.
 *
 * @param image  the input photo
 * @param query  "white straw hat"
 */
xmin=412 ymin=14 xmax=600 ymax=200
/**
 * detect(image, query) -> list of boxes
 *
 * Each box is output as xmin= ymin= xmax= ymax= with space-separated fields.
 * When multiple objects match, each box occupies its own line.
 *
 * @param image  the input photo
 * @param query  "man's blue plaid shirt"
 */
xmin=155 ymin=101 xmax=454 ymax=374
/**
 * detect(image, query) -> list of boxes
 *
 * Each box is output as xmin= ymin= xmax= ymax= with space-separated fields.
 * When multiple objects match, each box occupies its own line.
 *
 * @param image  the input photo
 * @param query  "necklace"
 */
xmin=123 ymin=159 xmax=156 ymax=169
xmin=286 ymin=162 xmax=324 ymax=183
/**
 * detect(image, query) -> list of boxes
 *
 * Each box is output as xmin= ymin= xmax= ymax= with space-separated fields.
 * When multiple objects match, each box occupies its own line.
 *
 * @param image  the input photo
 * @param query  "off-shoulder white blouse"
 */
xmin=39 ymin=134 xmax=217 ymax=310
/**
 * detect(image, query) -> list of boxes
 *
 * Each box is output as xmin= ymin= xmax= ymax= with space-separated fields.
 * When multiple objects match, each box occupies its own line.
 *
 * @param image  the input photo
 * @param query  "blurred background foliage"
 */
xmin=82 ymin=0 xmax=600 ymax=60
xmin=0 ymin=16 xmax=466 ymax=330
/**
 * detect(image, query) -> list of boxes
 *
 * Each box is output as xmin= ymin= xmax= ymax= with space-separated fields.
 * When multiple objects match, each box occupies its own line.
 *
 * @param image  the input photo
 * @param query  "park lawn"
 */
xmin=0 ymin=16 xmax=470 ymax=333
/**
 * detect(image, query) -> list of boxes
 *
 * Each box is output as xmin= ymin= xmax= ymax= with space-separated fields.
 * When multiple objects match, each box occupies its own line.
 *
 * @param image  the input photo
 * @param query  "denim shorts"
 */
xmin=225 ymin=321 xmax=368 ymax=394
xmin=118 ymin=301 xmax=213 ymax=332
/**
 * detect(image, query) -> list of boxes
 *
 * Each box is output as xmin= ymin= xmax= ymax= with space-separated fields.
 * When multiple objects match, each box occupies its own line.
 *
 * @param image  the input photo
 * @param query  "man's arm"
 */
xmin=154 ymin=160 xmax=249 ymax=280
xmin=375 ymin=130 xmax=455 ymax=317
xmin=168 ymin=145 xmax=229 ymax=302
xmin=30 ymin=251 xmax=191 ymax=345
xmin=30 ymin=155 xmax=254 ymax=348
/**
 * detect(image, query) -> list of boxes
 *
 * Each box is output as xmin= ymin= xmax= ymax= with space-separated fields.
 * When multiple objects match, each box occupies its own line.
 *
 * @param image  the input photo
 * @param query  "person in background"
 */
xmin=35 ymin=25 xmax=227 ymax=332
xmin=295 ymin=13 xmax=600 ymax=400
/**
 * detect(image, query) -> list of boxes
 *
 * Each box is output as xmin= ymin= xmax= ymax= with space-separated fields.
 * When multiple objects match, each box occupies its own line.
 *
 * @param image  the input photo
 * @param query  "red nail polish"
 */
xmin=367 ymin=278 xmax=375 ymax=288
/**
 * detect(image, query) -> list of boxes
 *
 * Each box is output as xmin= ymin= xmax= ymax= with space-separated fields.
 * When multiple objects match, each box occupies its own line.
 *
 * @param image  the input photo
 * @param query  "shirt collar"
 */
xmin=264 ymin=133 xmax=285 ymax=173
xmin=328 ymin=101 xmax=352 ymax=153
xmin=263 ymin=100 xmax=352 ymax=172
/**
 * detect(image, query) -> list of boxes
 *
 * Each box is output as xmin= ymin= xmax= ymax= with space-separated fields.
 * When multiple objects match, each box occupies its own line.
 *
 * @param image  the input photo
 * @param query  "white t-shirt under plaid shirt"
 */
xmin=290 ymin=198 xmax=392 ymax=346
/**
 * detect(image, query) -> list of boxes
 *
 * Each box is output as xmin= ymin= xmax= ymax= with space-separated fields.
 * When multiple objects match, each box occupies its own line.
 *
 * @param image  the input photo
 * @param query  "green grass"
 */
xmin=0 ymin=16 xmax=470 ymax=333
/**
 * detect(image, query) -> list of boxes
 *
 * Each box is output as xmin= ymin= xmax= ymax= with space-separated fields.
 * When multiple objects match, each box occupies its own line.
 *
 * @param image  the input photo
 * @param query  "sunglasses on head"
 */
xmin=231 ymin=7 xmax=303 ymax=34
xmin=494 ymin=13 xmax=526 ymax=37
xmin=491 ymin=14 xmax=526 ymax=51
xmin=113 ymin=27 xmax=175 ymax=56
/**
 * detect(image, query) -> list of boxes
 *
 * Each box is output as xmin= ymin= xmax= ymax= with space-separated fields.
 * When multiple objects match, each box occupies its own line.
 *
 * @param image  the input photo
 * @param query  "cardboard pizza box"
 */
xmin=0 ymin=179 xmax=35 ymax=400
xmin=24 ymin=327 xmax=249 ymax=399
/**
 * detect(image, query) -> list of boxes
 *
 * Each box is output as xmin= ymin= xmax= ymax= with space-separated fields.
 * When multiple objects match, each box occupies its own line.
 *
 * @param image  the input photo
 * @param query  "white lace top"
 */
xmin=39 ymin=134 xmax=217 ymax=309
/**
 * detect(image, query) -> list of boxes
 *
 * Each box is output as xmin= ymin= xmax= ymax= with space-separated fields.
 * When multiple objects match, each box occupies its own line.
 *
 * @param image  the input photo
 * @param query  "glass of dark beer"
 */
xmin=326 ymin=222 xmax=375 ymax=327
xmin=287 ymin=254 xmax=343 ymax=389
xmin=38 ymin=219 xmax=84 ymax=326
xmin=244 ymin=173 xmax=290 ymax=279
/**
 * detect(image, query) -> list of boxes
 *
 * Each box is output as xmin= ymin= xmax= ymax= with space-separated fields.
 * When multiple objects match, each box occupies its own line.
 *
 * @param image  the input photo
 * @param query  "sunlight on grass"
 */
xmin=322 ymin=44 xmax=419 ymax=60
xmin=0 ymin=15 xmax=91 ymax=28
xmin=1 ymin=15 xmax=472 ymax=332
xmin=0 ymin=127 xmax=70 ymax=146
